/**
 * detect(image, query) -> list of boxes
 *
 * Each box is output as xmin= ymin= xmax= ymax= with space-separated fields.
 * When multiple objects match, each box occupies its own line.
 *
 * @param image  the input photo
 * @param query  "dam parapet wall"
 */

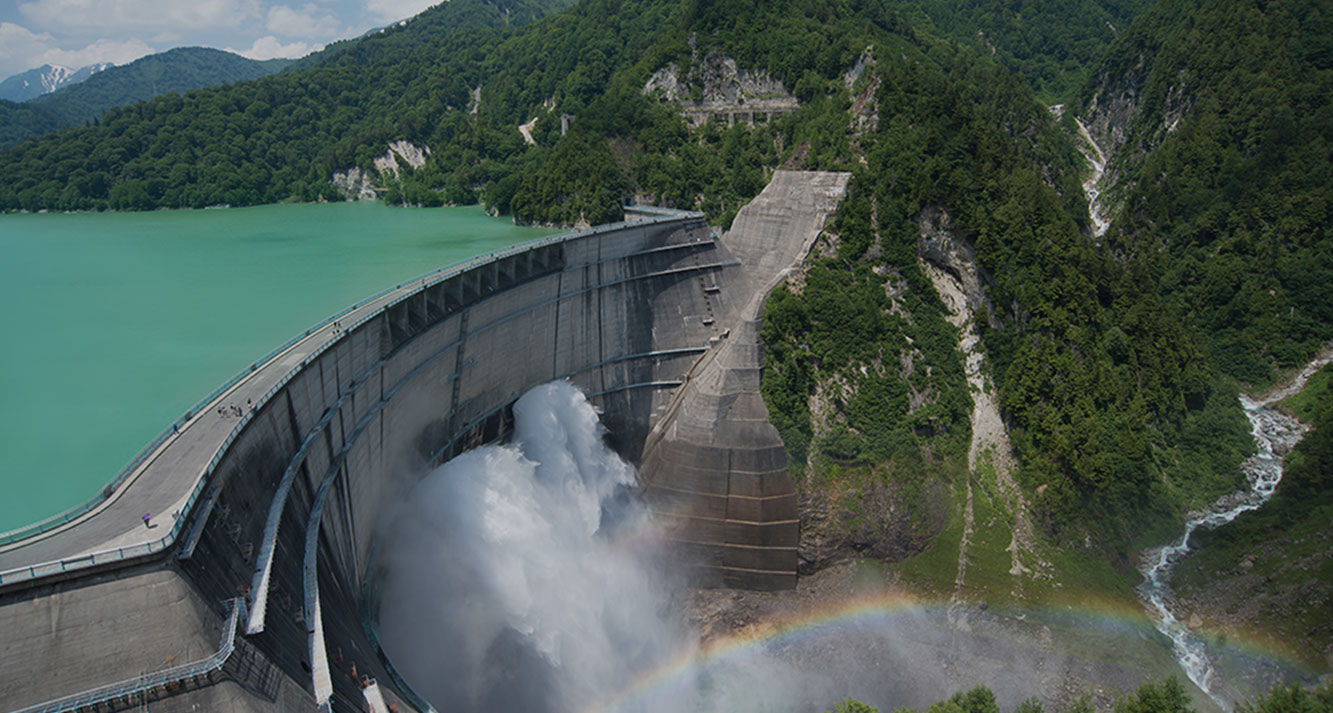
xmin=0 ymin=172 xmax=845 ymax=712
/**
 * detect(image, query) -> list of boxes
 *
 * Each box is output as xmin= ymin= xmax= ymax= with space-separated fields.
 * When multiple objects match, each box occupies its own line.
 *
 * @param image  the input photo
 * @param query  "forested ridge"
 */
xmin=895 ymin=0 xmax=1155 ymax=103
xmin=0 ymin=48 xmax=293 ymax=150
xmin=0 ymin=0 xmax=570 ymax=212
xmin=1085 ymin=0 xmax=1333 ymax=386
xmin=1 ymin=0 xmax=1330 ymax=605
xmin=0 ymin=100 xmax=60 ymax=150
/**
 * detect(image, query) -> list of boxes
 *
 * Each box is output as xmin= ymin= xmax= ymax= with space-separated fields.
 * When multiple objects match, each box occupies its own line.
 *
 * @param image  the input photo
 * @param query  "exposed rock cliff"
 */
xmin=644 ymin=49 xmax=799 ymax=127
xmin=330 ymin=140 xmax=430 ymax=200
xmin=330 ymin=166 xmax=379 ymax=201
xmin=916 ymin=207 xmax=1051 ymax=592
xmin=1080 ymin=53 xmax=1196 ymax=228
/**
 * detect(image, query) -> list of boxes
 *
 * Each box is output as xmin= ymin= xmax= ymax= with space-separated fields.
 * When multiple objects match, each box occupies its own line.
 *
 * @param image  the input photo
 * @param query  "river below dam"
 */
xmin=0 ymin=202 xmax=553 ymax=532
xmin=1138 ymin=353 xmax=1333 ymax=709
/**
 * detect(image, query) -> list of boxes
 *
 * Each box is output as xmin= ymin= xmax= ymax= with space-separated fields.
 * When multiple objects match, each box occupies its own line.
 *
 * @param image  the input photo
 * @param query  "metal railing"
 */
xmin=7 ymin=598 xmax=243 ymax=713
xmin=0 ymin=209 xmax=704 ymax=586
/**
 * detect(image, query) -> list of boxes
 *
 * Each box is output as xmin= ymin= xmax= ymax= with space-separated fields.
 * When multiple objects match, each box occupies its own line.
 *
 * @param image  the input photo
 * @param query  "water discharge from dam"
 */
xmin=374 ymin=382 xmax=952 ymax=713
xmin=377 ymin=381 xmax=689 ymax=712
xmin=374 ymin=382 xmax=1150 ymax=713
xmin=1138 ymin=353 xmax=1333 ymax=709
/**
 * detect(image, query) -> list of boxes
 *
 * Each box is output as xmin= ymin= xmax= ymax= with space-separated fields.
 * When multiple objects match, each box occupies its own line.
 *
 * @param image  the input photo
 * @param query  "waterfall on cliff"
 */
xmin=376 ymin=381 xmax=687 ymax=712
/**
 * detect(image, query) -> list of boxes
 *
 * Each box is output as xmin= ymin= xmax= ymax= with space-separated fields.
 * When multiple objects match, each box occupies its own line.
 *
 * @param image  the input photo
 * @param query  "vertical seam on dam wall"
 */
xmin=552 ymin=269 xmax=562 ymax=380
xmin=598 ymin=239 xmax=607 ymax=395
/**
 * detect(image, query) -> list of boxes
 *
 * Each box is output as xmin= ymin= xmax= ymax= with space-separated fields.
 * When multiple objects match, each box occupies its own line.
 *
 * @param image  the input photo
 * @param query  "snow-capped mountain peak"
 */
xmin=0 ymin=62 xmax=114 ymax=103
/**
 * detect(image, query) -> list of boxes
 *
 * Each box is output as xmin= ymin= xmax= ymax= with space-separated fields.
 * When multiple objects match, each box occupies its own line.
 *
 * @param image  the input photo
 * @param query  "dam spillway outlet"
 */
xmin=373 ymin=383 xmax=976 ymax=713
xmin=376 ymin=381 xmax=690 ymax=713
xmin=0 ymin=187 xmax=850 ymax=713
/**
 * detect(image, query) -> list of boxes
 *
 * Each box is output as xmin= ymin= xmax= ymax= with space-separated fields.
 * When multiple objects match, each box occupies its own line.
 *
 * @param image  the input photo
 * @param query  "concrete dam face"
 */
xmin=0 ymin=171 xmax=847 ymax=713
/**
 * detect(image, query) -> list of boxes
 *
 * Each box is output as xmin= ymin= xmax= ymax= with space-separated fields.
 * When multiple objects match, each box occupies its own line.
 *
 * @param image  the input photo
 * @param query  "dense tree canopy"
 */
xmin=1090 ymin=0 xmax=1333 ymax=384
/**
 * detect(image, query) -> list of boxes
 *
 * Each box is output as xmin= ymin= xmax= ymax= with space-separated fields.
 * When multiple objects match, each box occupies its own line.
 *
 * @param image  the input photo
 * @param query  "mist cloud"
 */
xmin=378 ymin=382 xmax=686 ymax=712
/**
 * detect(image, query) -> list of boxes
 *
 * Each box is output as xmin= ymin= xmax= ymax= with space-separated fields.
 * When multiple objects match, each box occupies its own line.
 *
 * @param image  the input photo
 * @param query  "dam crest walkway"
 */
xmin=0 ymin=207 xmax=694 ymax=586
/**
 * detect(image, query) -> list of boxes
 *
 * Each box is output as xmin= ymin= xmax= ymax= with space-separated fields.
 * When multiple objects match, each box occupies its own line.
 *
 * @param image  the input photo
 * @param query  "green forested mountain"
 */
xmin=1085 ymin=0 xmax=1333 ymax=385
xmin=0 ymin=0 xmax=594 ymax=212
xmin=901 ymin=0 xmax=1154 ymax=103
xmin=755 ymin=4 xmax=1244 ymax=552
xmin=0 ymin=48 xmax=294 ymax=150
xmin=0 ymin=0 xmax=1329 ymax=610
xmin=29 ymin=48 xmax=295 ymax=127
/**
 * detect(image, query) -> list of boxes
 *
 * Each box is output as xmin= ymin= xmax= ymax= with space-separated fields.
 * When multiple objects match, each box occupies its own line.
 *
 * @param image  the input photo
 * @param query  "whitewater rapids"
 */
xmin=1138 ymin=354 xmax=1332 ymax=709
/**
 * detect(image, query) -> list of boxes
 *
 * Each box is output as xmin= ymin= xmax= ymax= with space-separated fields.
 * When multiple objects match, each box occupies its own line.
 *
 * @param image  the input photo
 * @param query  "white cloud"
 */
xmin=0 ymin=22 xmax=153 ymax=78
xmin=45 ymin=37 xmax=154 ymax=69
xmin=266 ymin=4 xmax=341 ymax=39
xmin=227 ymin=35 xmax=320 ymax=60
xmin=0 ymin=23 xmax=57 ymax=77
xmin=18 ymin=0 xmax=257 ymax=35
xmin=364 ymin=0 xmax=438 ymax=24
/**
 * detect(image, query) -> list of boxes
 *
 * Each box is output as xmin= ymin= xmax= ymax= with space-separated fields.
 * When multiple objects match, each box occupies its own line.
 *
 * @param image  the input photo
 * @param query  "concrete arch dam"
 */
xmin=0 ymin=170 xmax=847 ymax=713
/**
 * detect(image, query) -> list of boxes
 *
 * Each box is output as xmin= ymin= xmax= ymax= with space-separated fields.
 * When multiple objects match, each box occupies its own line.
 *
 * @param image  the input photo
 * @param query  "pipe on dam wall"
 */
xmin=174 ymin=210 xmax=727 ymax=711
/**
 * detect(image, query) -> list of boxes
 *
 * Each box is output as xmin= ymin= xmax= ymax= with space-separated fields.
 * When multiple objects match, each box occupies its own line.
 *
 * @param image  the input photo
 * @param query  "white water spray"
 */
xmin=1137 ymin=354 xmax=1332 ymax=708
xmin=377 ymin=381 xmax=686 ymax=713
xmin=375 ymin=382 xmax=979 ymax=713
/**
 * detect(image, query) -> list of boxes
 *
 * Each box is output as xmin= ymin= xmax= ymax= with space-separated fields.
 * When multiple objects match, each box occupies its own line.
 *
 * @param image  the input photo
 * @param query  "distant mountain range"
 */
xmin=0 ymin=47 xmax=295 ymax=149
xmin=0 ymin=63 xmax=113 ymax=102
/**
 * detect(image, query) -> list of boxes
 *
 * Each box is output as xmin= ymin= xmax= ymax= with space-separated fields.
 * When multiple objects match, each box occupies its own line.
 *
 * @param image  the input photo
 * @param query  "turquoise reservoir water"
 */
xmin=0 ymin=202 xmax=553 ymax=532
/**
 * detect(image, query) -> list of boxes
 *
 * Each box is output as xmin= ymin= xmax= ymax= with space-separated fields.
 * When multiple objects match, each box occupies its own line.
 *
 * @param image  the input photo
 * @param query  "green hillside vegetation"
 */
xmin=0 ymin=99 xmax=59 ymax=149
xmin=900 ymin=0 xmax=1154 ymax=103
xmin=1088 ymin=0 xmax=1333 ymax=385
xmin=761 ymin=10 xmax=1250 ymax=554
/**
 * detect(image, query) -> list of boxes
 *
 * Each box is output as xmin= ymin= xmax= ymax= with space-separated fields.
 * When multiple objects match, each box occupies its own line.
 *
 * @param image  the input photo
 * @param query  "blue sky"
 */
xmin=0 ymin=0 xmax=442 ymax=78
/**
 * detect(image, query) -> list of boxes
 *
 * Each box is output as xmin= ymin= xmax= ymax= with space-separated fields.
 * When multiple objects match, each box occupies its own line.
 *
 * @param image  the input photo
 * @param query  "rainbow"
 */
xmin=584 ymin=589 xmax=933 ymax=713
xmin=582 ymin=584 xmax=1314 ymax=713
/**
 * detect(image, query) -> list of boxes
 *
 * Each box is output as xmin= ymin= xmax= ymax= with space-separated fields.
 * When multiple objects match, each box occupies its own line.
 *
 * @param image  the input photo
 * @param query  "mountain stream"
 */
xmin=1074 ymin=117 xmax=1110 ymax=237
xmin=1138 ymin=354 xmax=1332 ymax=708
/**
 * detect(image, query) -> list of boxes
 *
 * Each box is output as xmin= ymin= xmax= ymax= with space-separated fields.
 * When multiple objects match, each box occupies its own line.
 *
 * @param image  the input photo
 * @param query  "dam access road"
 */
xmin=0 ymin=171 xmax=849 ymax=713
